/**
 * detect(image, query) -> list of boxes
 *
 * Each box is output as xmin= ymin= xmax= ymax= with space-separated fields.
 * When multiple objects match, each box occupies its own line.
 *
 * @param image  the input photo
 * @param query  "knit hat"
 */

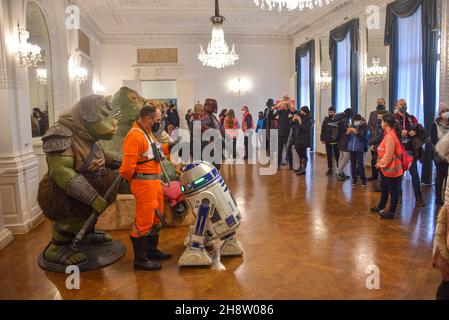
xmin=438 ymin=102 xmax=449 ymax=115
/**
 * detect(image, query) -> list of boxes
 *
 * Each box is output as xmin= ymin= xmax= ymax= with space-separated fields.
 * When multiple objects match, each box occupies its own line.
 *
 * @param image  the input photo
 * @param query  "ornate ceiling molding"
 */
xmin=101 ymin=33 xmax=292 ymax=46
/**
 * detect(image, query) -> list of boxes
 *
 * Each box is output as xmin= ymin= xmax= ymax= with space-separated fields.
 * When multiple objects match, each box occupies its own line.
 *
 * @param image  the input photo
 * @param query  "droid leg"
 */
xmin=220 ymin=232 xmax=244 ymax=257
xmin=178 ymin=203 xmax=213 ymax=266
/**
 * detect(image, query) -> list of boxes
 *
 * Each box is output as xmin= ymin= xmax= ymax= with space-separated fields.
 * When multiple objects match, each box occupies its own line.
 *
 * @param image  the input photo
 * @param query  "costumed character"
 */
xmin=102 ymin=87 xmax=147 ymax=154
xmin=101 ymin=87 xmax=190 ymax=226
xmin=119 ymin=106 xmax=172 ymax=271
xmin=37 ymin=95 xmax=126 ymax=272
xmin=178 ymin=161 xmax=243 ymax=266
xmin=434 ymin=131 xmax=449 ymax=300
xmin=198 ymin=99 xmax=225 ymax=170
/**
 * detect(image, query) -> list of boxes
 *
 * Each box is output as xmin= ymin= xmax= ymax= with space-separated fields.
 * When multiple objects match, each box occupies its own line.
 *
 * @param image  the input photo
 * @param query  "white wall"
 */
xmin=100 ymin=43 xmax=292 ymax=122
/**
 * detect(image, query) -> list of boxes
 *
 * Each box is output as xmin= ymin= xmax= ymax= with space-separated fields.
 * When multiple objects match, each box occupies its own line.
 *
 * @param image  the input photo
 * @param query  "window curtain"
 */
xmin=384 ymin=0 xmax=439 ymax=184
xmin=329 ymin=19 xmax=359 ymax=115
xmin=336 ymin=34 xmax=351 ymax=113
xmin=300 ymin=53 xmax=311 ymax=108
xmin=296 ymin=39 xmax=315 ymax=149
xmin=397 ymin=7 xmax=424 ymax=121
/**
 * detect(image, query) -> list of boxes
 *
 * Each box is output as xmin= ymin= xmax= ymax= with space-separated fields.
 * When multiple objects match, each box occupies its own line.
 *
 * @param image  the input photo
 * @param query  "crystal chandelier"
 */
xmin=69 ymin=52 xmax=89 ymax=85
xmin=366 ymin=57 xmax=388 ymax=85
xmin=74 ymin=67 xmax=88 ymax=85
xmin=15 ymin=25 xmax=42 ymax=69
xmin=198 ymin=0 xmax=239 ymax=69
xmin=228 ymin=77 xmax=252 ymax=95
xmin=254 ymin=0 xmax=335 ymax=12
xmin=319 ymin=70 xmax=332 ymax=90
xmin=93 ymin=80 xmax=106 ymax=94
xmin=36 ymin=68 xmax=47 ymax=85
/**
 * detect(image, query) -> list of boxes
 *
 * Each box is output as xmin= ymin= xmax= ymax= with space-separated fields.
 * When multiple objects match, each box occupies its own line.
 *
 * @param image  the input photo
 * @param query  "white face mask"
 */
xmin=353 ymin=121 xmax=361 ymax=127
xmin=444 ymin=112 xmax=449 ymax=119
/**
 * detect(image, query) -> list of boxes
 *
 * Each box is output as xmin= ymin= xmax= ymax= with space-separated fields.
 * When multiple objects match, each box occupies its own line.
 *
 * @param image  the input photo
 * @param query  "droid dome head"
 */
xmin=180 ymin=161 xmax=221 ymax=195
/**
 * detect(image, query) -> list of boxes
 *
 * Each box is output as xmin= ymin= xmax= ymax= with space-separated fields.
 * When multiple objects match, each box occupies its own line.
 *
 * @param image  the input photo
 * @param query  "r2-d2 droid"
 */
xmin=178 ymin=161 xmax=244 ymax=266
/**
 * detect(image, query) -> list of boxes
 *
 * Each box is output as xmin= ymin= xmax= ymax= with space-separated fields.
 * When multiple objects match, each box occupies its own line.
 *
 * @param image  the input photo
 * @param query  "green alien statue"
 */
xmin=101 ymin=87 xmax=148 ymax=154
xmin=37 ymin=95 xmax=125 ymax=269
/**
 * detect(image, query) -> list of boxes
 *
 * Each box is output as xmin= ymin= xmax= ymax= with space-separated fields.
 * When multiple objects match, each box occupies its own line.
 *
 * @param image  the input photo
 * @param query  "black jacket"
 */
xmin=334 ymin=113 xmax=351 ymax=152
xmin=275 ymin=108 xmax=292 ymax=137
xmin=292 ymin=115 xmax=313 ymax=149
xmin=369 ymin=123 xmax=384 ymax=148
xmin=166 ymin=108 xmax=180 ymax=128
xmin=320 ymin=116 xmax=338 ymax=143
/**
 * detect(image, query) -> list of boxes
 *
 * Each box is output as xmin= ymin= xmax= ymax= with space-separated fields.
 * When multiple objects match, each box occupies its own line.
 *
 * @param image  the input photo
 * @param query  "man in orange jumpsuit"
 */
xmin=120 ymin=106 xmax=171 ymax=271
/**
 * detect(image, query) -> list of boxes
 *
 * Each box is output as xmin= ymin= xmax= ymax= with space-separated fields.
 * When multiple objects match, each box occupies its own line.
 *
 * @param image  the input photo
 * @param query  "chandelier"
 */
xmin=366 ymin=57 xmax=388 ymax=85
xmin=74 ymin=67 xmax=88 ymax=85
xmin=198 ymin=0 xmax=239 ymax=69
xmin=69 ymin=52 xmax=89 ymax=85
xmin=319 ymin=70 xmax=332 ymax=90
xmin=228 ymin=77 xmax=252 ymax=95
xmin=93 ymin=80 xmax=106 ymax=94
xmin=254 ymin=0 xmax=335 ymax=12
xmin=36 ymin=68 xmax=47 ymax=85
xmin=15 ymin=25 xmax=42 ymax=69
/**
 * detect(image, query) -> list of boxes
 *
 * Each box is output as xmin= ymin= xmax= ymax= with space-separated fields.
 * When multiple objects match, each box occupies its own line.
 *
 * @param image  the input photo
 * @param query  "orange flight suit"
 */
xmin=120 ymin=122 xmax=169 ymax=238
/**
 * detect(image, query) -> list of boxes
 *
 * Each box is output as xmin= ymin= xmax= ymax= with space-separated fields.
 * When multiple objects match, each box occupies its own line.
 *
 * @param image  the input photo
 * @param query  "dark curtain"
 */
xmin=329 ymin=19 xmax=360 ymax=115
xmin=384 ymin=0 xmax=439 ymax=184
xmin=296 ymin=39 xmax=316 ymax=150
xmin=384 ymin=0 xmax=423 ymax=112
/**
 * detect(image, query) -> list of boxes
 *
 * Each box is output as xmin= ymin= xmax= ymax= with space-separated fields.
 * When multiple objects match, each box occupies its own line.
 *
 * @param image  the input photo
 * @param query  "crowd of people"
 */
xmin=160 ymin=97 xmax=449 ymax=220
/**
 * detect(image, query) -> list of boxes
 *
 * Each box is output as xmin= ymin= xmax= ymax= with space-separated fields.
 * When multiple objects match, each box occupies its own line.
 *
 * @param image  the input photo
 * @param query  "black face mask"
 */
xmin=376 ymin=104 xmax=385 ymax=111
xmin=152 ymin=122 xmax=161 ymax=133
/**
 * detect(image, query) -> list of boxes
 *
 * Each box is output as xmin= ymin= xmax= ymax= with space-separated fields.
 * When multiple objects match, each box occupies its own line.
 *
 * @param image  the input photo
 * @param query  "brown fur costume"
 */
xmin=38 ymin=168 xmax=118 ymax=221
xmin=434 ymin=131 xmax=449 ymax=280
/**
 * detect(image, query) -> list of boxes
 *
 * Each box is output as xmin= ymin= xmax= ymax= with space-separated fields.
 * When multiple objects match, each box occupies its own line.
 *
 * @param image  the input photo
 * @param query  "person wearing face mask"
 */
xmin=347 ymin=114 xmax=369 ymax=186
xmin=367 ymin=98 xmax=387 ymax=181
xmin=291 ymin=106 xmax=314 ymax=176
xmin=120 ymin=106 xmax=171 ymax=271
xmin=368 ymin=110 xmax=387 ymax=192
xmin=320 ymin=107 xmax=340 ymax=176
xmin=431 ymin=103 xmax=449 ymax=207
xmin=241 ymin=106 xmax=254 ymax=161
xmin=394 ymin=99 xmax=426 ymax=208
xmin=371 ymin=112 xmax=404 ymax=220
xmin=336 ymin=108 xmax=354 ymax=181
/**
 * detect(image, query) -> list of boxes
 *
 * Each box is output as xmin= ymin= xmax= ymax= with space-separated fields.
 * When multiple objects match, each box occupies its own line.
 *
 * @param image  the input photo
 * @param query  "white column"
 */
xmin=0 ymin=0 xmax=44 ymax=234
xmin=314 ymin=36 xmax=323 ymax=154
xmin=0 ymin=176 xmax=14 ymax=250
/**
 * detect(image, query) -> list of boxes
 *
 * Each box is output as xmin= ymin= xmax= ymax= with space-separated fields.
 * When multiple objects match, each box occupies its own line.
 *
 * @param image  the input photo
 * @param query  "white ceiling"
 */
xmin=74 ymin=0 xmax=349 ymax=44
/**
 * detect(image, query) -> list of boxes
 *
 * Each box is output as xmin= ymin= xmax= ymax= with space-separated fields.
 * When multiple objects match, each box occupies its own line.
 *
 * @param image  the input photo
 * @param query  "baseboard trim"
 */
xmin=7 ymin=211 xmax=45 ymax=234
xmin=0 ymin=228 xmax=14 ymax=250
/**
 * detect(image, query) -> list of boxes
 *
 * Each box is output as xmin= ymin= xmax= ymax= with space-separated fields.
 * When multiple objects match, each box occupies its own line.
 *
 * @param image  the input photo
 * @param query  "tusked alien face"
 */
xmin=79 ymin=95 xmax=119 ymax=141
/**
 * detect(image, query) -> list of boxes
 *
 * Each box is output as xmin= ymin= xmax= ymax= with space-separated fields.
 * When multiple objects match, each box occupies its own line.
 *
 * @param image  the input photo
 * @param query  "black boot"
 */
xmin=147 ymin=234 xmax=172 ymax=260
xmin=436 ymin=281 xmax=449 ymax=300
xmin=130 ymin=236 xmax=161 ymax=271
xmin=297 ymin=159 xmax=307 ymax=176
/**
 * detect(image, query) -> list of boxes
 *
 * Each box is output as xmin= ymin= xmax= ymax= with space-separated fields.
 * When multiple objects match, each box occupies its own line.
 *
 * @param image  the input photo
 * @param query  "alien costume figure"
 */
xmin=37 ymin=95 xmax=126 ymax=272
